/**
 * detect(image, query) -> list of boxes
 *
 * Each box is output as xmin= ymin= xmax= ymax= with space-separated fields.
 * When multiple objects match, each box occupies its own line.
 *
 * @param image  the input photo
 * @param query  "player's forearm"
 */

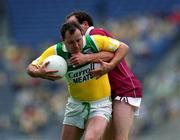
xmin=110 ymin=43 xmax=129 ymax=68
xmin=86 ymin=51 xmax=114 ymax=63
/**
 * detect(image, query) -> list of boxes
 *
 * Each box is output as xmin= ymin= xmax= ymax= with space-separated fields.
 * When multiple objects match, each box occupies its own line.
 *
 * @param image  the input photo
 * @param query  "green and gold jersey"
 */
xmin=32 ymin=35 xmax=121 ymax=101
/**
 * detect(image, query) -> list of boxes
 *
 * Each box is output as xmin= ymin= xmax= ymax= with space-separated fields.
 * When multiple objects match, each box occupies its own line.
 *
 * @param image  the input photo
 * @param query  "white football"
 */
xmin=43 ymin=55 xmax=67 ymax=77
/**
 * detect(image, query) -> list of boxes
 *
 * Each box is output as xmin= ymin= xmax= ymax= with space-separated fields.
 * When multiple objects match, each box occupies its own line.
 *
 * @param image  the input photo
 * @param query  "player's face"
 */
xmin=63 ymin=29 xmax=83 ymax=54
xmin=67 ymin=16 xmax=87 ymax=35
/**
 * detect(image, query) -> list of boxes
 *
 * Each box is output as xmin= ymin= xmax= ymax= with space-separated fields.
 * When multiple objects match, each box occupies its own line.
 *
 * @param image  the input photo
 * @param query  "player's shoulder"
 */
xmin=46 ymin=43 xmax=56 ymax=50
xmin=90 ymin=27 xmax=113 ymax=37
xmin=89 ymin=34 xmax=109 ymax=45
xmin=89 ymin=34 xmax=105 ymax=39
xmin=49 ymin=42 xmax=64 ymax=49
xmin=44 ymin=43 xmax=61 ymax=53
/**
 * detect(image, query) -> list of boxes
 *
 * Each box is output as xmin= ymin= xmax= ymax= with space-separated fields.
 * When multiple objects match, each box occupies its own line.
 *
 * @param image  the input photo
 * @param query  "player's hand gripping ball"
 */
xmin=43 ymin=55 xmax=67 ymax=77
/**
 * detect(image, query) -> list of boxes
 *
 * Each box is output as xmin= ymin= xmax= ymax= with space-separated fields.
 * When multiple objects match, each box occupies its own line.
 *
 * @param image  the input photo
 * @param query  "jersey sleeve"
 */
xmin=31 ymin=45 xmax=57 ymax=66
xmin=91 ymin=35 xmax=121 ymax=52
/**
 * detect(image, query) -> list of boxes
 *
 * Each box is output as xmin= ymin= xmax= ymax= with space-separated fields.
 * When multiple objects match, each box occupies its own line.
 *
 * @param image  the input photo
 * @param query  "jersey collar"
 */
xmin=85 ymin=26 xmax=94 ymax=36
xmin=62 ymin=43 xmax=68 ymax=52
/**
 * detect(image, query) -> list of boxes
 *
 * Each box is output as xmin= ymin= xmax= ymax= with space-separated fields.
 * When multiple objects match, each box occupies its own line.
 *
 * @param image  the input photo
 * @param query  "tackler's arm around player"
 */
xmin=69 ymin=51 xmax=114 ymax=66
xmin=91 ymin=41 xmax=129 ymax=78
xmin=108 ymin=42 xmax=129 ymax=69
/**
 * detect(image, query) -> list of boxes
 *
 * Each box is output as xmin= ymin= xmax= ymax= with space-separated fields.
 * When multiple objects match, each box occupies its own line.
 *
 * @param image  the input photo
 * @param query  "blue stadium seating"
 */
xmin=4 ymin=0 xmax=180 ymax=47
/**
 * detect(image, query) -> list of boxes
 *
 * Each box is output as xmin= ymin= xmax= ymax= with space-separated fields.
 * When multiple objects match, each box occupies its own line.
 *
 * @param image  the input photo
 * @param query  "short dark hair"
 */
xmin=60 ymin=22 xmax=83 ymax=40
xmin=66 ymin=11 xmax=94 ymax=26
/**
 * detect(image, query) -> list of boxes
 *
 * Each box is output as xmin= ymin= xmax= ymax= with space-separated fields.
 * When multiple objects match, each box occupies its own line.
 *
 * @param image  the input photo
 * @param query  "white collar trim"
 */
xmin=85 ymin=26 xmax=94 ymax=35
xmin=82 ymin=36 xmax=86 ymax=49
xmin=62 ymin=43 xmax=68 ymax=52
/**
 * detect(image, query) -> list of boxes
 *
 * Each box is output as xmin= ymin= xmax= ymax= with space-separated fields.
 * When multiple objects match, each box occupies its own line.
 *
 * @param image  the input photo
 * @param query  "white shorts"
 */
xmin=114 ymin=96 xmax=142 ymax=116
xmin=63 ymin=96 xmax=112 ymax=129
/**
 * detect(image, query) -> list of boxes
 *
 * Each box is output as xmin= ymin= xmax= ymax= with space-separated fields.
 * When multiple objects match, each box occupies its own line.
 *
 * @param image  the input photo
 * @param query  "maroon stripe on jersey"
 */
xmin=89 ymin=27 xmax=113 ymax=37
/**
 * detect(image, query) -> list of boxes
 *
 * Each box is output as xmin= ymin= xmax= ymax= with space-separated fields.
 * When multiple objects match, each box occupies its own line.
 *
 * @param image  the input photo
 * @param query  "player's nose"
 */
xmin=74 ymin=42 xmax=80 ymax=48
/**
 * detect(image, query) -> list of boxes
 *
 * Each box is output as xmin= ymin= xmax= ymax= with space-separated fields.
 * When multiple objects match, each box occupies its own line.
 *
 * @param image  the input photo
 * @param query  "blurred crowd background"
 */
xmin=0 ymin=0 xmax=180 ymax=140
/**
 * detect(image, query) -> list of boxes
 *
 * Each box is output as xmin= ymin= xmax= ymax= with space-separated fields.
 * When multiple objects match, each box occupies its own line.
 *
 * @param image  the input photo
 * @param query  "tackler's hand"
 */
xmin=70 ymin=52 xmax=89 ymax=66
xmin=90 ymin=59 xmax=113 ymax=79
